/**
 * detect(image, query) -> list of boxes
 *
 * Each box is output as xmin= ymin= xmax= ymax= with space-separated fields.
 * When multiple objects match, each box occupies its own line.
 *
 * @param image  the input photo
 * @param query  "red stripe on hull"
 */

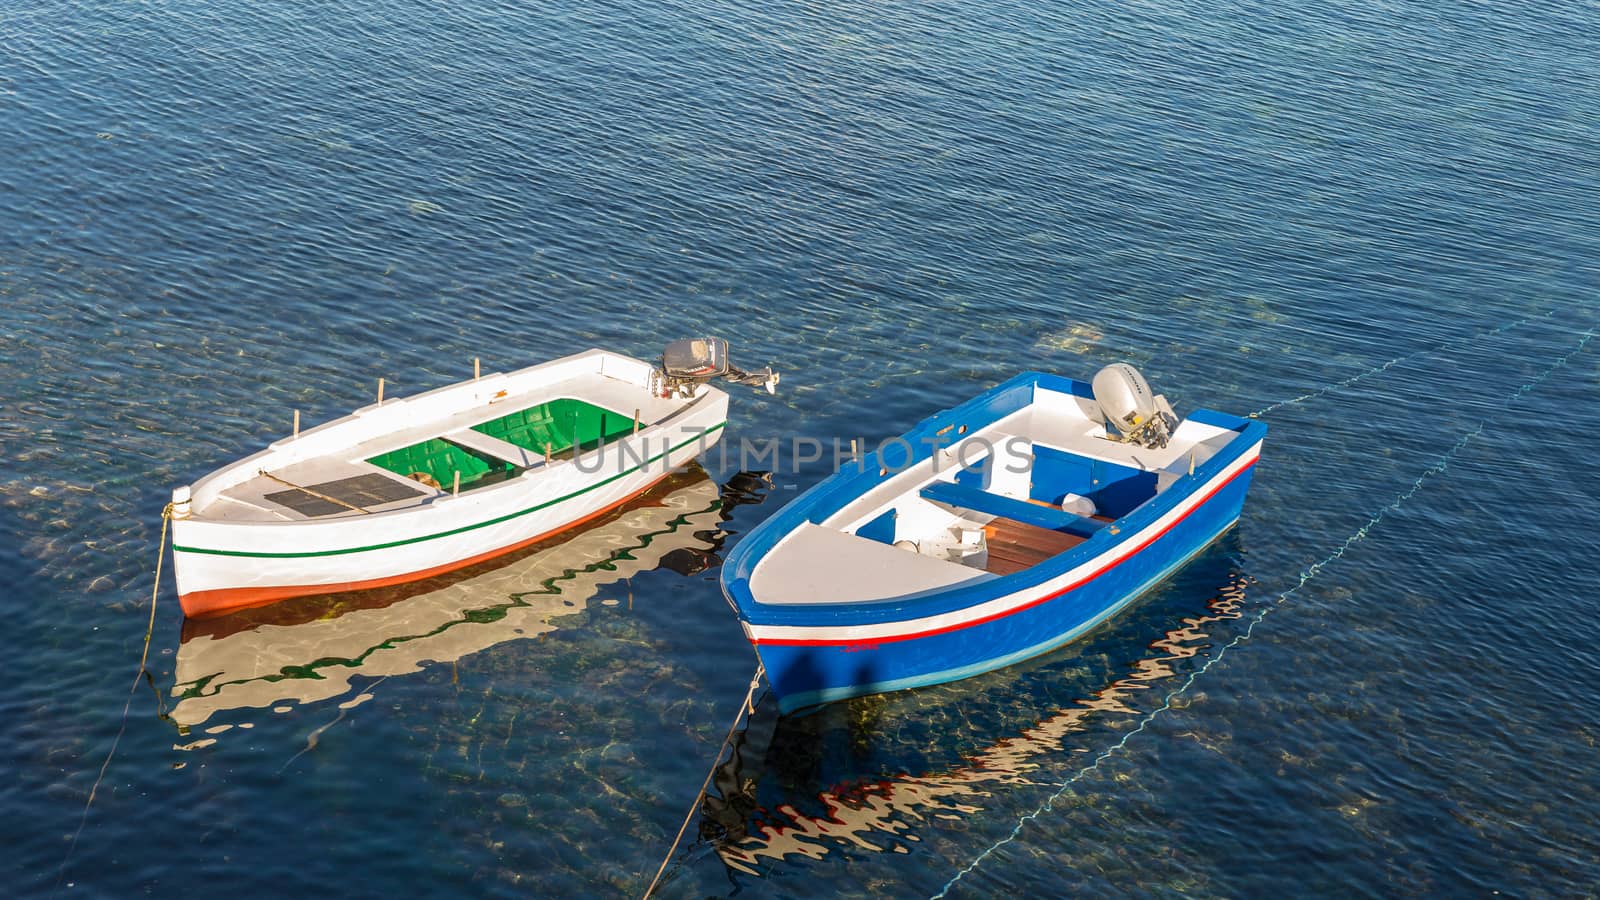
xmin=178 ymin=471 xmax=672 ymax=619
xmin=752 ymin=455 xmax=1257 ymax=648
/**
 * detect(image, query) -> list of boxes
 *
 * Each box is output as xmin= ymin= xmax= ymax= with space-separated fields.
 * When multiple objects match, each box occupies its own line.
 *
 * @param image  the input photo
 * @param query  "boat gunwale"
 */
xmin=178 ymin=355 xmax=721 ymax=533
xmin=172 ymin=416 xmax=726 ymax=558
xmin=181 ymin=349 xmax=662 ymax=513
xmin=722 ymin=371 xmax=1267 ymax=630
xmin=172 ymin=354 xmax=730 ymax=568
xmin=197 ymin=390 xmax=714 ymax=527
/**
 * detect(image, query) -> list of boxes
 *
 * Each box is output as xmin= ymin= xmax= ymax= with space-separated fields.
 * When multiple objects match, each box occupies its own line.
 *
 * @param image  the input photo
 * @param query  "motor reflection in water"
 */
xmin=169 ymin=466 xmax=765 ymax=745
xmin=702 ymin=549 xmax=1256 ymax=876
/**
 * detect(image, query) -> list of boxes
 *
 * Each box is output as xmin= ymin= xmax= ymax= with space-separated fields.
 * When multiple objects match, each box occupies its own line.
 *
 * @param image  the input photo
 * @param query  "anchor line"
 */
xmin=641 ymin=662 xmax=766 ymax=900
xmin=1248 ymin=309 xmax=1556 ymax=419
xmin=932 ymin=327 xmax=1593 ymax=899
xmin=55 ymin=502 xmax=174 ymax=896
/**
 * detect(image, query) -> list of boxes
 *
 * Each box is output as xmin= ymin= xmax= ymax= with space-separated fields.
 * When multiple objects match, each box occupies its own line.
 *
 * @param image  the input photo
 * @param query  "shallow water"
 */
xmin=3 ymin=0 xmax=1598 ymax=896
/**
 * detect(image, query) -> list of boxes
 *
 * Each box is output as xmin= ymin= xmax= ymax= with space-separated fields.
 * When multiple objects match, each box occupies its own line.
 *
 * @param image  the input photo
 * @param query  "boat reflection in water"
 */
xmin=703 ymin=558 xmax=1254 ymax=876
xmin=170 ymin=467 xmax=737 ymax=743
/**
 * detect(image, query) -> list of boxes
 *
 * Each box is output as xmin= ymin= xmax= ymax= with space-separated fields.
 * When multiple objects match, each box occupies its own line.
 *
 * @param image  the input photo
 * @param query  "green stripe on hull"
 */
xmin=175 ymin=423 xmax=724 ymax=559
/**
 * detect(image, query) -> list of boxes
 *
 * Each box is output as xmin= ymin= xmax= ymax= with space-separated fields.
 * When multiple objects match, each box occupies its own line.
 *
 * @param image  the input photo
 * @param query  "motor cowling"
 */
xmin=661 ymin=337 xmax=729 ymax=380
xmin=655 ymin=337 xmax=779 ymax=397
xmin=1091 ymin=363 xmax=1178 ymax=449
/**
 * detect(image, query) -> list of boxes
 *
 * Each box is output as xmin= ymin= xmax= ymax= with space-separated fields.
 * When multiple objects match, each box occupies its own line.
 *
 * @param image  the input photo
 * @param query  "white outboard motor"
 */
xmin=1091 ymin=363 xmax=1178 ymax=449
xmin=654 ymin=337 xmax=779 ymax=398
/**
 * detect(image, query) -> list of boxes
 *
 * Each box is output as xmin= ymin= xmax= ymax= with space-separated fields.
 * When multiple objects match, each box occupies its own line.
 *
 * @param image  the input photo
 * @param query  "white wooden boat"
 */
xmin=171 ymin=341 xmax=773 ymax=618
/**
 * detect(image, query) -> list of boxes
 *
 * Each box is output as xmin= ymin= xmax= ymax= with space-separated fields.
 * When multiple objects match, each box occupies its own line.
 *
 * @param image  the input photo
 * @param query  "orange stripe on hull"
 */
xmin=178 ymin=472 xmax=672 ymax=619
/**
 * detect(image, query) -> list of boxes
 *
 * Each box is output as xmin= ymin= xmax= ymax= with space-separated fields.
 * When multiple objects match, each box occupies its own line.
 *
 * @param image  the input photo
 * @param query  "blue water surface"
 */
xmin=2 ymin=0 xmax=1597 ymax=896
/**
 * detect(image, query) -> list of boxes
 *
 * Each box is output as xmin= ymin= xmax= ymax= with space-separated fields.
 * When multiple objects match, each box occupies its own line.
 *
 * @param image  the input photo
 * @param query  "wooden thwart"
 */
xmin=982 ymin=517 xmax=1087 ymax=576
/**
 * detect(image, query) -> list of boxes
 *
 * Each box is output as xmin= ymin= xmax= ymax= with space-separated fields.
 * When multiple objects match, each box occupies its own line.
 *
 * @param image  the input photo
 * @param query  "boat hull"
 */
xmin=170 ymin=472 xmax=725 ymax=732
xmin=749 ymin=457 xmax=1255 ymax=713
xmin=175 ymin=466 xmax=676 ymax=617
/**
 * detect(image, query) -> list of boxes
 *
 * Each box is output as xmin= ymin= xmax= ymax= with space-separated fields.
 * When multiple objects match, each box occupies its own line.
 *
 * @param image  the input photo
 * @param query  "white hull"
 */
xmin=170 ymin=474 xmax=724 ymax=733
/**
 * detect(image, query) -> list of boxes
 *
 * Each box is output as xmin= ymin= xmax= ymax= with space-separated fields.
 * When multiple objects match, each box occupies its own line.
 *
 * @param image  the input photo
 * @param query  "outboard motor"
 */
xmin=654 ymin=337 xmax=779 ymax=398
xmin=1091 ymin=363 xmax=1178 ymax=449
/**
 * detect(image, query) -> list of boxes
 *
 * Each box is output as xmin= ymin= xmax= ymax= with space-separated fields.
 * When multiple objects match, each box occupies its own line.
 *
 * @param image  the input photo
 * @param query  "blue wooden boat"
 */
xmin=721 ymin=366 xmax=1266 ymax=713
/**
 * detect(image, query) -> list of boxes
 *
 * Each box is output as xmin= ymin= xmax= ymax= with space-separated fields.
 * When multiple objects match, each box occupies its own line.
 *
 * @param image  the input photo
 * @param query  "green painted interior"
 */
xmin=470 ymin=398 xmax=635 ymax=456
xmin=364 ymin=399 xmax=634 ymax=490
xmin=366 ymin=438 xmax=512 ymax=489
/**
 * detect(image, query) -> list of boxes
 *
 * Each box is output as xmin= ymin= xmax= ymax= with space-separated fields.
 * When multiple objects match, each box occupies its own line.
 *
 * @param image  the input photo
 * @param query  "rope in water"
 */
xmin=641 ymin=662 xmax=766 ymax=900
xmin=1248 ymin=309 xmax=1555 ymax=419
xmin=54 ymin=502 xmax=174 ymax=895
xmin=932 ymin=326 xmax=1594 ymax=899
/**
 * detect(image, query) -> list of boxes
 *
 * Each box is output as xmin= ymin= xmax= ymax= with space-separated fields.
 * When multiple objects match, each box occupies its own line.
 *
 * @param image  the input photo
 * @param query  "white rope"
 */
xmin=1248 ymin=310 xmax=1554 ymax=419
xmin=933 ymin=327 xmax=1593 ymax=899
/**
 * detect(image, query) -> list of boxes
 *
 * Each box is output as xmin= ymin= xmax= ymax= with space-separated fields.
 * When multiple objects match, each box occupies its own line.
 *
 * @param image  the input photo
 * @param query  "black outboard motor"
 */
xmin=655 ymin=337 xmax=779 ymax=398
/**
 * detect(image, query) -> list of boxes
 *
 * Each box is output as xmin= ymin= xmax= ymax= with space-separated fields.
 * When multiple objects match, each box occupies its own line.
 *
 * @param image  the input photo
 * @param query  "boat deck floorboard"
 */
xmin=981 ymin=517 xmax=1089 ymax=576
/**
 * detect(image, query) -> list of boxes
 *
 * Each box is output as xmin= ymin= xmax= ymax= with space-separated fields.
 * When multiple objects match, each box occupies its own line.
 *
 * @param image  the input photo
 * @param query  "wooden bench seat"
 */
xmin=982 ymin=517 xmax=1089 ymax=576
xmin=442 ymin=427 xmax=542 ymax=468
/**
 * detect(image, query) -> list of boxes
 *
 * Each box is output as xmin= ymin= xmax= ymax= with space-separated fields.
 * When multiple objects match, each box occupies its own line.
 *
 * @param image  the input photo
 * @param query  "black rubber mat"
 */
xmin=264 ymin=473 xmax=427 ymax=517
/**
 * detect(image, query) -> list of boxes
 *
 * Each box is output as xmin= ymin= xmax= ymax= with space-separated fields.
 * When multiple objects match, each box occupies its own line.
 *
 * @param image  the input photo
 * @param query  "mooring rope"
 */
xmin=932 ymin=326 xmax=1593 ymax=899
xmin=1248 ymin=309 xmax=1555 ymax=419
xmin=641 ymin=662 xmax=766 ymax=900
xmin=54 ymin=501 xmax=174 ymax=895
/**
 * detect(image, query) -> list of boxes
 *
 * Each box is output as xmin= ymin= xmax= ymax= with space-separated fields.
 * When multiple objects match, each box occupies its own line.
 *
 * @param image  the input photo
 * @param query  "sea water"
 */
xmin=2 ymin=0 xmax=1597 ymax=895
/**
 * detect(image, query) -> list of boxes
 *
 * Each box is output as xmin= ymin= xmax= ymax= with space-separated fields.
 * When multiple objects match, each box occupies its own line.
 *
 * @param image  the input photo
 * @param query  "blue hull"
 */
xmin=757 ymin=466 xmax=1254 ymax=713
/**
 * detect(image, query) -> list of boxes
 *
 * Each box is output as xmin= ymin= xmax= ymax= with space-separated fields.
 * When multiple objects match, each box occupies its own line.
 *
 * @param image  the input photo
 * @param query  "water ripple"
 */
xmin=2 ymin=0 xmax=1597 ymax=896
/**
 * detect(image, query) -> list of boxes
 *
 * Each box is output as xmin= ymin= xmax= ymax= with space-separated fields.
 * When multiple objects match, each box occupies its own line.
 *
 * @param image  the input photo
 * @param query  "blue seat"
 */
xmin=920 ymin=481 xmax=1106 ymax=539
